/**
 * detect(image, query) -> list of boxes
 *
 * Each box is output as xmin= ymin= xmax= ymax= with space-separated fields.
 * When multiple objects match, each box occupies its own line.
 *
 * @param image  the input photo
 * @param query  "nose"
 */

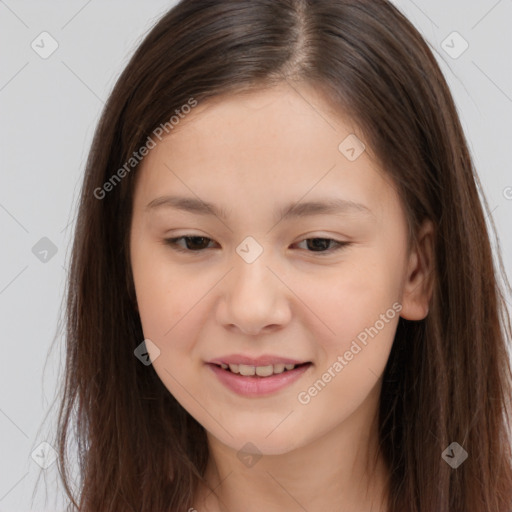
xmin=216 ymin=254 xmax=292 ymax=336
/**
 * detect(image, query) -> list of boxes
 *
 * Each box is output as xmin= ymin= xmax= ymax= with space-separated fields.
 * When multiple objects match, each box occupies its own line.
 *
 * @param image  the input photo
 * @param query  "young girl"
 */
xmin=54 ymin=0 xmax=512 ymax=510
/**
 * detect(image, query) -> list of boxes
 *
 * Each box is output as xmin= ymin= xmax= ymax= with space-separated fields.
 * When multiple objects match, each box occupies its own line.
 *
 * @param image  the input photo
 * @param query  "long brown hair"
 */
xmin=49 ymin=0 xmax=512 ymax=510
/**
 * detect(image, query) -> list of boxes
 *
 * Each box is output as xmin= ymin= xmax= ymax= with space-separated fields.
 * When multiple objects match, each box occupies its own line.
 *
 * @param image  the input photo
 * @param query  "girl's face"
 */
xmin=130 ymin=83 xmax=431 ymax=455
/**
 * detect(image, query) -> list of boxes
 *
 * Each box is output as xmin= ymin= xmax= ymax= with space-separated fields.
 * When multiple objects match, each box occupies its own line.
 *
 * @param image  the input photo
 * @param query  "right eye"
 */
xmin=163 ymin=236 xmax=217 ymax=252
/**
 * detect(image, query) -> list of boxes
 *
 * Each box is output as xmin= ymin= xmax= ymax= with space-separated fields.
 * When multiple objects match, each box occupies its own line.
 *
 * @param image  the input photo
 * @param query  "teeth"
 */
xmin=272 ymin=363 xmax=285 ymax=374
xmin=255 ymin=365 xmax=273 ymax=377
xmin=222 ymin=363 xmax=300 ymax=376
xmin=239 ymin=364 xmax=256 ymax=376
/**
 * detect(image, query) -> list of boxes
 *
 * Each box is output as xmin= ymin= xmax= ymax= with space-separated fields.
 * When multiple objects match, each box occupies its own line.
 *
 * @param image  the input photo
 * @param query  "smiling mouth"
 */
xmin=212 ymin=362 xmax=312 ymax=377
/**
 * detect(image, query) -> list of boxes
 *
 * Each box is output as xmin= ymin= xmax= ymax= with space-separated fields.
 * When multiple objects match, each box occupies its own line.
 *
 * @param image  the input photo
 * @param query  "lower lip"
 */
xmin=207 ymin=363 xmax=312 ymax=397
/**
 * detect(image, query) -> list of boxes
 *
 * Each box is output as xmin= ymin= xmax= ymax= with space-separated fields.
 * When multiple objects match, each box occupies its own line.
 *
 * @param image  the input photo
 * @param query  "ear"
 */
xmin=400 ymin=219 xmax=435 ymax=321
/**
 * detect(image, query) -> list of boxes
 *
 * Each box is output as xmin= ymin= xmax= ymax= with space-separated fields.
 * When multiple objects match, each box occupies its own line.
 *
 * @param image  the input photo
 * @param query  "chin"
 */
xmin=208 ymin=426 xmax=306 ymax=457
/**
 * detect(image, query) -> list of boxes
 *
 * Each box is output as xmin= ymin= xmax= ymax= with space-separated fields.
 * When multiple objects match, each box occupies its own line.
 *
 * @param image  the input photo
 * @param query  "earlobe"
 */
xmin=399 ymin=219 xmax=435 ymax=321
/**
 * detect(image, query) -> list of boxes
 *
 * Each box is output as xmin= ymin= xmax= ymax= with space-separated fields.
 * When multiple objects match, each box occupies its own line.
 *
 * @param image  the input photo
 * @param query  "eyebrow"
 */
xmin=145 ymin=195 xmax=373 ymax=221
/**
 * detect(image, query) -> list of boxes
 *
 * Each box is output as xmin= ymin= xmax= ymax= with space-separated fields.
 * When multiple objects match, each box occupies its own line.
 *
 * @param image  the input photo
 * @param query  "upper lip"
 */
xmin=208 ymin=354 xmax=310 ymax=366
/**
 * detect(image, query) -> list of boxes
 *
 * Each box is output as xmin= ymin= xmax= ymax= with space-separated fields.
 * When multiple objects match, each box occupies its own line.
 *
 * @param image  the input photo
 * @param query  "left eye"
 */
xmin=295 ymin=238 xmax=348 ymax=252
xmin=164 ymin=236 xmax=349 ymax=254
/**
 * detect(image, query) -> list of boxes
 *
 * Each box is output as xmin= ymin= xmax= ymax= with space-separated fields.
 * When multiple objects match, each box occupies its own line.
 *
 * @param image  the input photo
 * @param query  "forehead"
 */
xmin=134 ymin=83 xmax=398 ymax=220
xmin=162 ymin=83 xmax=361 ymax=163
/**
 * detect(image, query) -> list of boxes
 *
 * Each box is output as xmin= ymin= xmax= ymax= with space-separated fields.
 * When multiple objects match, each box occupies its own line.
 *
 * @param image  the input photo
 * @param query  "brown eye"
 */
xmin=164 ymin=236 xmax=215 ymax=252
xmin=295 ymin=238 xmax=349 ymax=254
xmin=306 ymin=238 xmax=332 ymax=251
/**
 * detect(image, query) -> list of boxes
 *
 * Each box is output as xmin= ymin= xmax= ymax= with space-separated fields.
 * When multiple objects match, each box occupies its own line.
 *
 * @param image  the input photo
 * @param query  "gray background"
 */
xmin=0 ymin=1 xmax=511 ymax=510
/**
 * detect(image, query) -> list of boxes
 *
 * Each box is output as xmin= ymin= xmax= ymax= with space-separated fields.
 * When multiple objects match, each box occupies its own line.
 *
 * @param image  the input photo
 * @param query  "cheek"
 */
xmin=285 ymin=253 xmax=402 ymax=352
xmin=291 ymin=251 xmax=403 ymax=415
xmin=131 ymin=244 xmax=196 ymax=350
xmin=293 ymin=268 xmax=400 ymax=433
xmin=131 ymin=257 xmax=208 ymax=404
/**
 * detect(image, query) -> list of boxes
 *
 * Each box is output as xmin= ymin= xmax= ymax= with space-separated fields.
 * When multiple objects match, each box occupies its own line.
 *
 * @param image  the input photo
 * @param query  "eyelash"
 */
xmin=163 ymin=236 xmax=350 ymax=256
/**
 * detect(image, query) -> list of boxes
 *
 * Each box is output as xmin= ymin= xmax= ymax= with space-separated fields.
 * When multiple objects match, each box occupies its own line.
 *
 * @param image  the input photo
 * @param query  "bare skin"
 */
xmin=129 ymin=81 xmax=433 ymax=512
